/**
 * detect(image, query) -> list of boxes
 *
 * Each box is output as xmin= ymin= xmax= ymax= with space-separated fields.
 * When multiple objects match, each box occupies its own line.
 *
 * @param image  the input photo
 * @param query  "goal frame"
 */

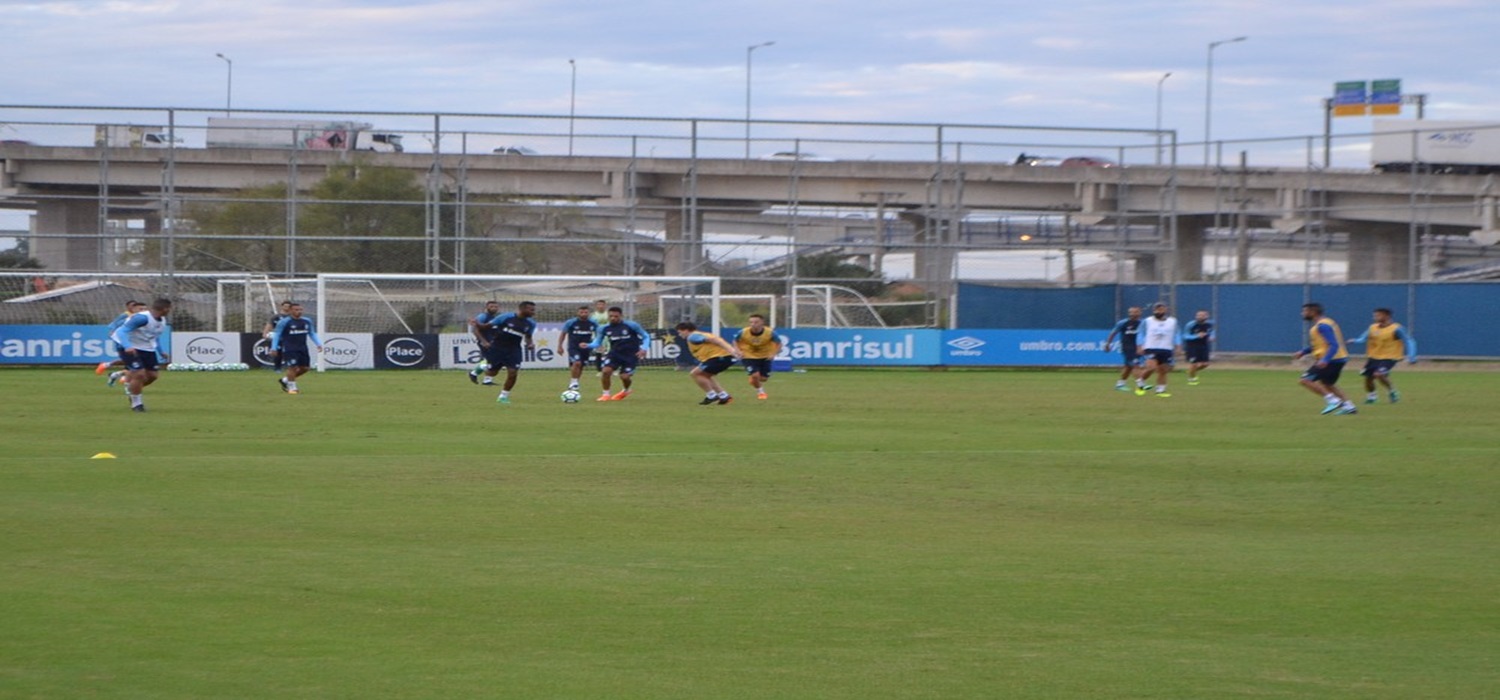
xmin=313 ymin=273 xmax=722 ymax=371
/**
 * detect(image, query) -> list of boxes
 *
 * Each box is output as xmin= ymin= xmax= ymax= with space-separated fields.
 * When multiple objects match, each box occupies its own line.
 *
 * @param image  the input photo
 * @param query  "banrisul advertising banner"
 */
xmin=172 ymin=332 xmax=240 ymax=365
xmin=942 ymin=330 xmax=1115 ymax=366
xmin=779 ymin=328 xmax=941 ymax=366
xmin=0 ymin=324 xmax=115 ymax=364
xmin=374 ymin=334 xmax=440 ymax=369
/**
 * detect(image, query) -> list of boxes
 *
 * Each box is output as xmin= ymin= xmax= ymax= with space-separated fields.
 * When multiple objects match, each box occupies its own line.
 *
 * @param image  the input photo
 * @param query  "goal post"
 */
xmin=313 ymin=273 xmax=722 ymax=370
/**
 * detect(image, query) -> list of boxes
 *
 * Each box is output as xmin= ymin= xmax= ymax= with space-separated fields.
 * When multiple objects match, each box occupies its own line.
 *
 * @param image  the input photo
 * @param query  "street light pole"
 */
xmin=1155 ymin=71 xmax=1172 ymax=165
xmin=1203 ymin=36 xmax=1246 ymax=166
xmin=568 ymin=58 xmax=577 ymax=156
xmin=214 ymin=53 xmax=233 ymax=116
xmin=745 ymin=41 xmax=775 ymax=159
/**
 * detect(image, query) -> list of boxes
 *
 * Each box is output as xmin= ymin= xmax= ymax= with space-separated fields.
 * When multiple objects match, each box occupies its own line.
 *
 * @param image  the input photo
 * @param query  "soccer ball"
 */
xmin=560 ymin=389 xmax=582 ymax=403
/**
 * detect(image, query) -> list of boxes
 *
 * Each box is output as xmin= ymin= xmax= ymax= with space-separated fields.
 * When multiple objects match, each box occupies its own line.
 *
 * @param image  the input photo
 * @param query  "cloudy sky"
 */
xmin=2 ymin=0 xmax=1497 ymax=164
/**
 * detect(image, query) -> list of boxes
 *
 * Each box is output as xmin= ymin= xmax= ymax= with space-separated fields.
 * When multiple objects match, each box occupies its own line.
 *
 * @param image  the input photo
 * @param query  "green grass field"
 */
xmin=2 ymin=366 xmax=1496 ymax=699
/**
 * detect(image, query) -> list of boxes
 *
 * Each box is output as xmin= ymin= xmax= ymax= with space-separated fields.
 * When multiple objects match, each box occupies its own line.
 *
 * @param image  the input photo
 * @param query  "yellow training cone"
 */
xmin=90 ymin=452 xmax=117 ymax=460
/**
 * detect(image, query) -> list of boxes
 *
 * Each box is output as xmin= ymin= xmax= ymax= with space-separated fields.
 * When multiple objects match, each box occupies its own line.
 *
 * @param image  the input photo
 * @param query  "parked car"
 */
xmin=493 ymin=146 xmax=539 ymax=155
xmin=760 ymin=151 xmax=834 ymax=161
xmin=1059 ymin=156 xmax=1116 ymax=168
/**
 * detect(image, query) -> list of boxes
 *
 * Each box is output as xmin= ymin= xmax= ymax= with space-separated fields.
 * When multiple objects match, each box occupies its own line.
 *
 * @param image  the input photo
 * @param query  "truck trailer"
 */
xmin=206 ymin=117 xmax=403 ymax=153
xmin=1372 ymin=119 xmax=1500 ymax=175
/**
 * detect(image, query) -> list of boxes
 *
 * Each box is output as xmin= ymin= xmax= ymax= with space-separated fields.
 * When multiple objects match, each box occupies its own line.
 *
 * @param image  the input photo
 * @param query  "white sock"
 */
xmin=500 ymin=390 xmax=509 ymax=398
xmin=705 ymin=391 xmax=716 ymax=398
xmin=129 ymin=393 xmax=142 ymax=407
xmin=482 ymin=377 xmax=494 ymax=385
xmin=1324 ymin=394 xmax=1338 ymax=404
xmin=569 ymin=381 xmax=579 ymax=389
xmin=718 ymin=391 xmax=730 ymax=399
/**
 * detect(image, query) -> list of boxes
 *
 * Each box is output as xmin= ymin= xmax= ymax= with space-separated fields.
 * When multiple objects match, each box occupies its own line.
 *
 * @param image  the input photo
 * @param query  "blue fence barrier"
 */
xmin=958 ymin=282 xmax=1500 ymax=358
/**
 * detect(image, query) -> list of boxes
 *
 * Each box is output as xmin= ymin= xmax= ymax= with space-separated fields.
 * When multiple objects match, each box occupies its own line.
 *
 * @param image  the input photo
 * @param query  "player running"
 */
xmin=1182 ymin=310 xmax=1215 ymax=385
xmin=1135 ymin=302 xmax=1179 ymax=398
xmin=468 ymin=301 xmax=506 ymax=386
xmin=269 ymin=303 xmax=323 ymax=395
xmin=1346 ymin=307 xmax=1418 ymax=404
xmin=731 ymin=314 xmax=782 ymax=400
xmin=557 ymin=305 xmax=599 ymax=392
xmin=1293 ymin=302 xmax=1358 ymax=415
xmin=97 ymin=299 xmax=145 ymax=387
xmin=1103 ymin=306 xmax=1143 ymax=392
xmin=472 ymin=301 xmax=536 ymax=404
xmin=587 ymin=306 xmax=650 ymax=401
xmin=675 ymin=321 xmax=743 ymax=405
xmin=110 ymin=298 xmax=173 ymax=412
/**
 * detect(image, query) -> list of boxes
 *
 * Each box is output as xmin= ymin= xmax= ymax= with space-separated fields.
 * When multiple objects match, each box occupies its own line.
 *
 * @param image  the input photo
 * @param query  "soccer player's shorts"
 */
xmin=1143 ymin=349 xmax=1175 ymax=366
xmin=1301 ymin=359 xmax=1346 ymax=386
xmin=566 ymin=346 xmax=592 ymax=366
xmin=742 ymin=358 xmax=773 ymax=377
xmin=1184 ymin=341 xmax=1211 ymax=364
xmin=1361 ymin=359 xmax=1398 ymax=378
xmin=280 ymin=349 xmax=311 ymax=368
xmin=603 ymin=351 xmax=639 ymax=375
xmin=120 ymin=349 xmax=159 ymax=372
xmin=695 ymin=356 xmax=737 ymax=376
xmin=485 ymin=345 xmax=524 ymax=370
xmin=1119 ymin=350 xmax=1143 ymax=368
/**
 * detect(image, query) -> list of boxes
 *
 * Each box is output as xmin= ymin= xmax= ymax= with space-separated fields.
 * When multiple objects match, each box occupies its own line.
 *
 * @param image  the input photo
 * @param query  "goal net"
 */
xmin=314 ymin=273 xmax=722 ymax=369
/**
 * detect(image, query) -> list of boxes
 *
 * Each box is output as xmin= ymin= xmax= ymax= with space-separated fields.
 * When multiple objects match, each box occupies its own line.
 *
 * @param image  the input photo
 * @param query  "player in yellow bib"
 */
xmin=675 ymin=321 xmax=743 ymax=405
xmin=730 ymin=314 xmax=783 ymax=400
xmin=1292 ymin=302 xmax=1357 ymax=415
xmin=1346 ymin=307 xmax=1418 ymax=404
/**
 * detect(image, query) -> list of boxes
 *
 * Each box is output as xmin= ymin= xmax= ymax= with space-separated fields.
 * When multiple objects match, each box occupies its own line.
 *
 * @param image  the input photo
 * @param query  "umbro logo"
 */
xmin=946 ymin=336 xmax=986 ymax=351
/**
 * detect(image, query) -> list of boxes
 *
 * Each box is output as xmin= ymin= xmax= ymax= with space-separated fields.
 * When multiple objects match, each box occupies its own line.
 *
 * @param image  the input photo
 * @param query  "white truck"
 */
xmin=1372 ymin=119 xmax=1500 ymax=175
xmin=206 ymin=117 xmax=403 ymax=153
xmin=94 ymin=125 xmax=180 ymax=149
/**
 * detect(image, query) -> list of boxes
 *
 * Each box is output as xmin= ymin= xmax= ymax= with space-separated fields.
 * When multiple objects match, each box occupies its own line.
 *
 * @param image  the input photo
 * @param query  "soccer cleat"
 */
xmin=1115 ymin=384 xmax=1131 ymax=392
xmin=106 ymin=371 xmax=122 ymax=387
xmin=288 ymin=388 xmax=300 ymax=395
xmin=1155 ymin=392 xmax=1171 ymax=398
xmin=757 ymin=393 xmax=768 ymax=400
xmin=699 ymin=397 xmax=717 ymax=405
xmin=279 ymin=377 xmax=289 ymax=393
xmin=1320 ymin=402 xmax=1341 ymax=415
xmin=497 ymin=395 xmax=511 ymax=404
xmin=1133 ymin=387 xmax=1146 ymax=396
xmin=717 ymin=395 xmax=733 ymax=405
xmin=131 ymin=404 xmax=146 ymax=412
xmin=611 ymin=390 xmax=632 ymax=401
xmin=1336 ymin=405 xmax=1359 ymax=415
xmin=597 ymin=393 xmax=613 ymax=402
xmin=1389 ymin=390 xmax=1400 ymax=403
xmin=468 ymin=371 xmax=479 ymax=385
xmin=1187 ymin=377 xmax=1200 ymax=385
xmin=1365 ymin=394 xmax=1378 ymax=404
xmin=95 ymin=362 xmax=110 ymax=376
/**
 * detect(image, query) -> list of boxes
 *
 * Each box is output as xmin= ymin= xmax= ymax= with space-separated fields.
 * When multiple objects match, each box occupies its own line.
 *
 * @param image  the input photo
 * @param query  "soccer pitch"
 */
xmin=2 ymin=367 xmax=1496 ymax=698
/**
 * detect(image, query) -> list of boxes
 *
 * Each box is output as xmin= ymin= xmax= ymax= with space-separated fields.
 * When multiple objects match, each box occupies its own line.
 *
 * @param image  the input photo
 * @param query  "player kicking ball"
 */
xmin=675 ymin=322 xmax=742 ymax=405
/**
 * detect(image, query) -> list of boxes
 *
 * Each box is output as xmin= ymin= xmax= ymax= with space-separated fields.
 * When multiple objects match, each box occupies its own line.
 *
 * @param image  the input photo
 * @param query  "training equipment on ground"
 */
xmin=560 ymin=389 xmax=582 ymax=403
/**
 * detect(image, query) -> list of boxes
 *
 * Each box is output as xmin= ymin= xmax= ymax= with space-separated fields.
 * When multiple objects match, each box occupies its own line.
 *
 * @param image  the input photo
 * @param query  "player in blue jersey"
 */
xmin=1103 ymin=306 xmax=1143 ymax=392
xmin=270 ymin=303 xmax=323 ymax=395
xmin=96 ymin=299 xmax=145 ymax=387
xmin=110 ymin=298 xmax=173 ymax=412
xmin=467 ymin=301 xmax=506 ymax=386
xmin=587 ymin=306 xmax=650 ymax=401
xmin=471 ymin=300 xmax=536 ymax=404
xmin=557 ymin=305 xmax=599 ymax=392
xmin=1182 ymin=310 xmax=1215 ymax=385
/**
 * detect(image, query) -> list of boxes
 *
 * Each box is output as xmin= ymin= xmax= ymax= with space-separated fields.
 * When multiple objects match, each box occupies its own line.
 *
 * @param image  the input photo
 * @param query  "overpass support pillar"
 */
xmin=1141 ymin=215 xmax=1207 ymax=282
xmin=662 ymin=207 xmax=706 ymax=277
xmin=1343 ymin=221 xmax=1412 ymax=281
xmin=31 ymin=199 xmax=102 ymax=271
xmin=901 ymin=212 xmax=957 ymax=307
